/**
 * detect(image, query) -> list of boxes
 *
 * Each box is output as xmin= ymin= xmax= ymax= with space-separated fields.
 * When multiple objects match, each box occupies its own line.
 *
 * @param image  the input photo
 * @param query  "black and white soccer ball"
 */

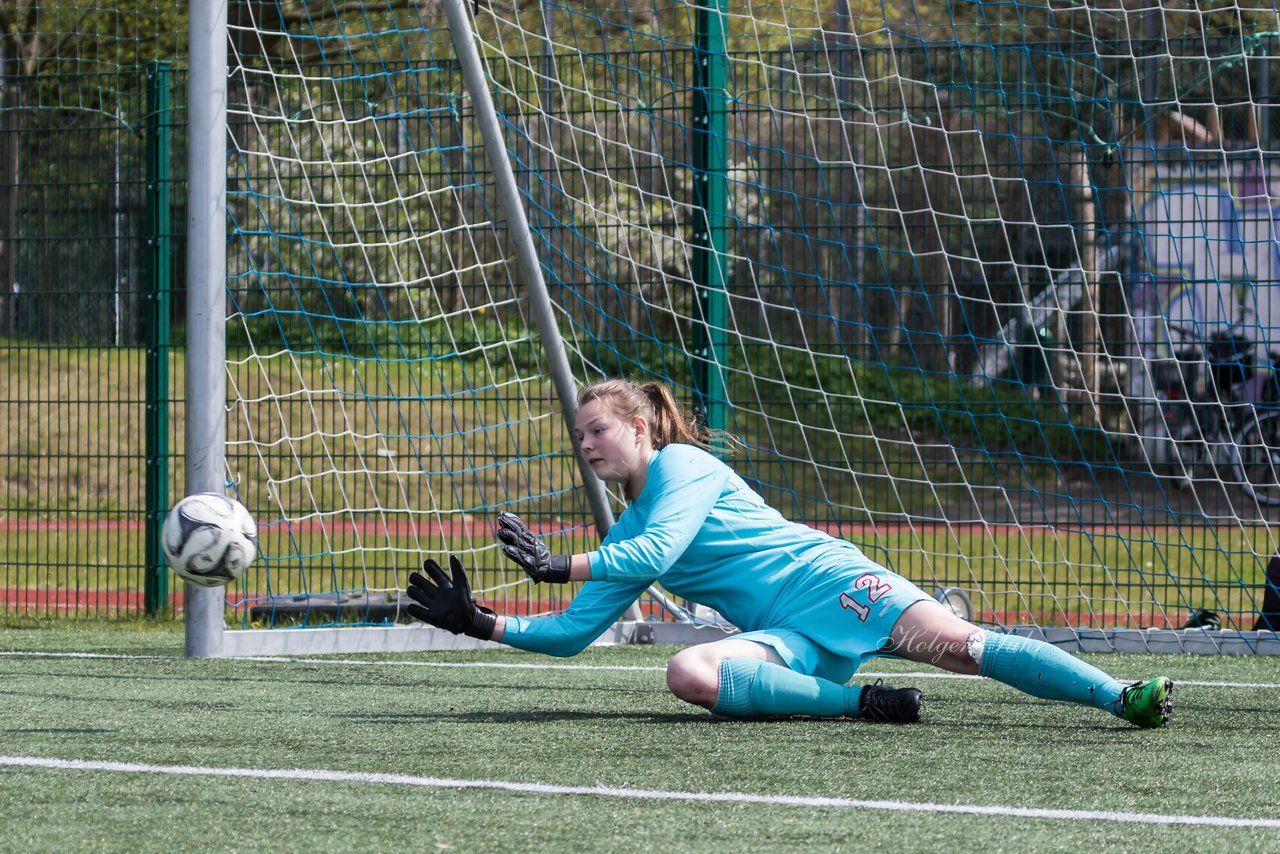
xmin=162 ymin=493 xmax=258 ymax=587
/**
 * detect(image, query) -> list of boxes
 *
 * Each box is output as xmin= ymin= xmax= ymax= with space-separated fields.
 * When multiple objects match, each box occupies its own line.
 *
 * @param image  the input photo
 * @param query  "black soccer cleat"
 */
xmin=858 ymin=679 xmax=923 ymax=723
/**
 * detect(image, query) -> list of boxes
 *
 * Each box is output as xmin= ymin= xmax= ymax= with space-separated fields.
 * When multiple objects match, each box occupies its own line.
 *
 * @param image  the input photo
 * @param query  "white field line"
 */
xmin=0 ymin=650 xmax=1277 ymax=690
xmin=0 ymin=754 xmax=1276 ymax=829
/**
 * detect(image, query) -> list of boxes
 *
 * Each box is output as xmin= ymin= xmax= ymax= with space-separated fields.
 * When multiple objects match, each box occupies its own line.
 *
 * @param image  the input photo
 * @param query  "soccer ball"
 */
xmin=162 ymin=493 xmax=258 ymax=587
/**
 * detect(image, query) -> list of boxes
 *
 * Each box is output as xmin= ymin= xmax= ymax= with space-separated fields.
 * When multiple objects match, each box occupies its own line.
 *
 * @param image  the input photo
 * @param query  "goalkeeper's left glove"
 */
xmin=496 ymin=511 xmax=572 ymax=583
xmin=404 ymin=555 xmax=497 ymax=640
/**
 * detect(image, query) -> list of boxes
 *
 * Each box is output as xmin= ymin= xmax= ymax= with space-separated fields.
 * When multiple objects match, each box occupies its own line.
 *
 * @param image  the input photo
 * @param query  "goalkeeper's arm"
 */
xmin=405 ymin=553 xmax=646 ymax=656
xmin=500 ymin=576 xmax=650 ymax=656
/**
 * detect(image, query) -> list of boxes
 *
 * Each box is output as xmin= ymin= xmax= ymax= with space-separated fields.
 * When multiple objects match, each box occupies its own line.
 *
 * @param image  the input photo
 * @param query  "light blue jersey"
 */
xmin=502 ymin=444 xmax=930 ymax=669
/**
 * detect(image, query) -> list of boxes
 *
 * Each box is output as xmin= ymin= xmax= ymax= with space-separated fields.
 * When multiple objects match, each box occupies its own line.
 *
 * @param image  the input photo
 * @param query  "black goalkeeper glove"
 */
xmin=405 ymin=555 xmax=497 ymax=641
xmin=496 ymin=510 xmax=572 ymax=583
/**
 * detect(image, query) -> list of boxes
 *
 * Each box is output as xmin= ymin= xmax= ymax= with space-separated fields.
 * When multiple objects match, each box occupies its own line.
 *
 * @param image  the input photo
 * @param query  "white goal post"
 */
xmin=184 ymin=0 xmax=229 ymax=657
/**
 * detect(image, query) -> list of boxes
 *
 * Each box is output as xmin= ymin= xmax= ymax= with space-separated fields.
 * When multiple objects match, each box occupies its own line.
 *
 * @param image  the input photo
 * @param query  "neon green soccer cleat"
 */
xmin=1120 ymin=677 xmax=1174 ymax=728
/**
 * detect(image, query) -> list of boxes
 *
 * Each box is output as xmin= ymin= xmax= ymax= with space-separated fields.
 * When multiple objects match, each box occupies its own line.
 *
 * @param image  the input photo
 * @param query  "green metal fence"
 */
xmin=1 ymin=64 xmax=184 ymax=618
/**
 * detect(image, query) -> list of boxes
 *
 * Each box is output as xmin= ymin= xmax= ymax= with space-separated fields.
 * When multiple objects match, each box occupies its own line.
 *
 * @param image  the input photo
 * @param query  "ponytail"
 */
xmin=640 ymin=382 xmax=706 ymax=448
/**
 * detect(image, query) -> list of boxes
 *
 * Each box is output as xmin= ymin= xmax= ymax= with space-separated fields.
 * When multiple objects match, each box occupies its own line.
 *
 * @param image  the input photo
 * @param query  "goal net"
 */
xmin=220 ymin=1 xmax=1280 ymax=651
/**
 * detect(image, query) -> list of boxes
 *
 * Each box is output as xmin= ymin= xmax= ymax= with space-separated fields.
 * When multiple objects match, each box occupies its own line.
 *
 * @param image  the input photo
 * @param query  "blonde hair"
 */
xmin=577 ymin=379 xmax=729 ymax=451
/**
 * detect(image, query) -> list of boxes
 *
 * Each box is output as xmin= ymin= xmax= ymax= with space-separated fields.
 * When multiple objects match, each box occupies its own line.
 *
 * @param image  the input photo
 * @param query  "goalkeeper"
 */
xmin=406 ymin=378 xmax=1174 ymax=727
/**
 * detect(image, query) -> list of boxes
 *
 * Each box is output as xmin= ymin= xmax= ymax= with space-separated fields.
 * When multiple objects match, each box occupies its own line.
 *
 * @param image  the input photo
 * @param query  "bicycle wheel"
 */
xmin=1231 ymin=410 xmax=1280 ymax=506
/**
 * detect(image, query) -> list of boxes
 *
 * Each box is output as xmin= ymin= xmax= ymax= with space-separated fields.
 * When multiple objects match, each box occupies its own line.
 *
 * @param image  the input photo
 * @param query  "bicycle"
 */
xmin=1157 ymin=326 xmax=1280 ymax=506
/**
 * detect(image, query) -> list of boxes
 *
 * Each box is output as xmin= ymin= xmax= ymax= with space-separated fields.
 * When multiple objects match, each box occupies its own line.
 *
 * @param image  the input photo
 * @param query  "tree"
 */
xmin=0 ymin=3 xmax=39 ymax=334
xmin=0 ymin=1 xmax=187 ymax=338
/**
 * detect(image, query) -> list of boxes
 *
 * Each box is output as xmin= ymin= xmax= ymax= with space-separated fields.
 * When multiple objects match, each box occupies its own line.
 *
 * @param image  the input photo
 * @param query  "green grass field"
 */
xmin=1 ymin=623 xmax=1277 ymax=853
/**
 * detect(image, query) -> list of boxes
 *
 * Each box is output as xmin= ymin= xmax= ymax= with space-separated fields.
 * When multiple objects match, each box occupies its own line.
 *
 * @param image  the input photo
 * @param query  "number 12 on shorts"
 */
xmin=838 ymin=573 xmax=892 ymax=622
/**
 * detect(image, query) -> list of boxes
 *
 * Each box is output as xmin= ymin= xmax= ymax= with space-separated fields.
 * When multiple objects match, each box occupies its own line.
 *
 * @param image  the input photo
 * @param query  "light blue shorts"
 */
xmin=733 ymin=565 xmax=932 ymax=684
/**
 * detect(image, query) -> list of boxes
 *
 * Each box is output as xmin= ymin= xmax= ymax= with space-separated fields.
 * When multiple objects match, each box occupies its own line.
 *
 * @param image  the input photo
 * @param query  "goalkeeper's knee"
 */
xmin=665 ymin=647 xmax=719 ymax=708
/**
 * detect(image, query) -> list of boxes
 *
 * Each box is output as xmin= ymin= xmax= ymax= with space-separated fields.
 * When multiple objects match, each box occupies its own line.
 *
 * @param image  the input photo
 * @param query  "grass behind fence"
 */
xmin=2 ymin=345 xmax=1275 ymax=627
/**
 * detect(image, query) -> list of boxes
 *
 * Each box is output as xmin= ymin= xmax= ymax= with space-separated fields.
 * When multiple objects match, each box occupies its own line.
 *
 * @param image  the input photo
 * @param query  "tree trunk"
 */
xmin=0 ymin=58 xmax=21 ymax=335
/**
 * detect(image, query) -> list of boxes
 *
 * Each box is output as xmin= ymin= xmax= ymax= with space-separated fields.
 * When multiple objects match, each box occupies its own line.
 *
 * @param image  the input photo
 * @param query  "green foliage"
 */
xmin=855 ymin=361 xmax=1114 ymax=462
xmin=1 ymin=2 xmax=186 ymax=81
xmin=229 ymin=303 xmax=546 ymax=375
xmin=736 ymin=343 xmax=1112 ymax=464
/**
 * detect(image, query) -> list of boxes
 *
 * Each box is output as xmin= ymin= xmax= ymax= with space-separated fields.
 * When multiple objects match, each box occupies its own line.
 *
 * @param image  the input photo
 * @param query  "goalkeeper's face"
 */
xmin=575 ymin=399 xmax=651 ymax=488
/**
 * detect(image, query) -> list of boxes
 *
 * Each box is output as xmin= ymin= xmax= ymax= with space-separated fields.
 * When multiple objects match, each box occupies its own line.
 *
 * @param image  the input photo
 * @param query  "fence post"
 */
xmin=144 ymin=60 xmax=172 ymax=617
xmin=690 ymin=0 xmax=729 ymax=432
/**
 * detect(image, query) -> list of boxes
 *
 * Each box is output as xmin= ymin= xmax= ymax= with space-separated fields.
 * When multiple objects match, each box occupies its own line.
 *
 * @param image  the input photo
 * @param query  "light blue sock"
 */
xmin=978 ymin=631 xmax=1124 ymax=714
xmin=710 ymin=658 xmax=861 ymax=718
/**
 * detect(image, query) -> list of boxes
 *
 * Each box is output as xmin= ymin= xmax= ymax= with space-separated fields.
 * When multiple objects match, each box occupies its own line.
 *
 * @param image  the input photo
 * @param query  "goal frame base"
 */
xmin=212 ymin=623 xmax=1279 ymax=657
xmin=1010 ymin=626 xmax=1280 ymax=655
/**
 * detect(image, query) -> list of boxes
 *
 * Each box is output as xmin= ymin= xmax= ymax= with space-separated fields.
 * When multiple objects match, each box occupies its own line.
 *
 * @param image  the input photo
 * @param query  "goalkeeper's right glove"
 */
xmin=405 ymin=555 xmax=496 ymax=641
xmin=496 ymin=511 xmax=572 ymax=583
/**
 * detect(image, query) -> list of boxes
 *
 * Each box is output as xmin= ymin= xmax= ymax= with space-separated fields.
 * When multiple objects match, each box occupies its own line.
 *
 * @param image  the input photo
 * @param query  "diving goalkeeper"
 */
xmin=405 ymin=378 xmax=1174 ymax=727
